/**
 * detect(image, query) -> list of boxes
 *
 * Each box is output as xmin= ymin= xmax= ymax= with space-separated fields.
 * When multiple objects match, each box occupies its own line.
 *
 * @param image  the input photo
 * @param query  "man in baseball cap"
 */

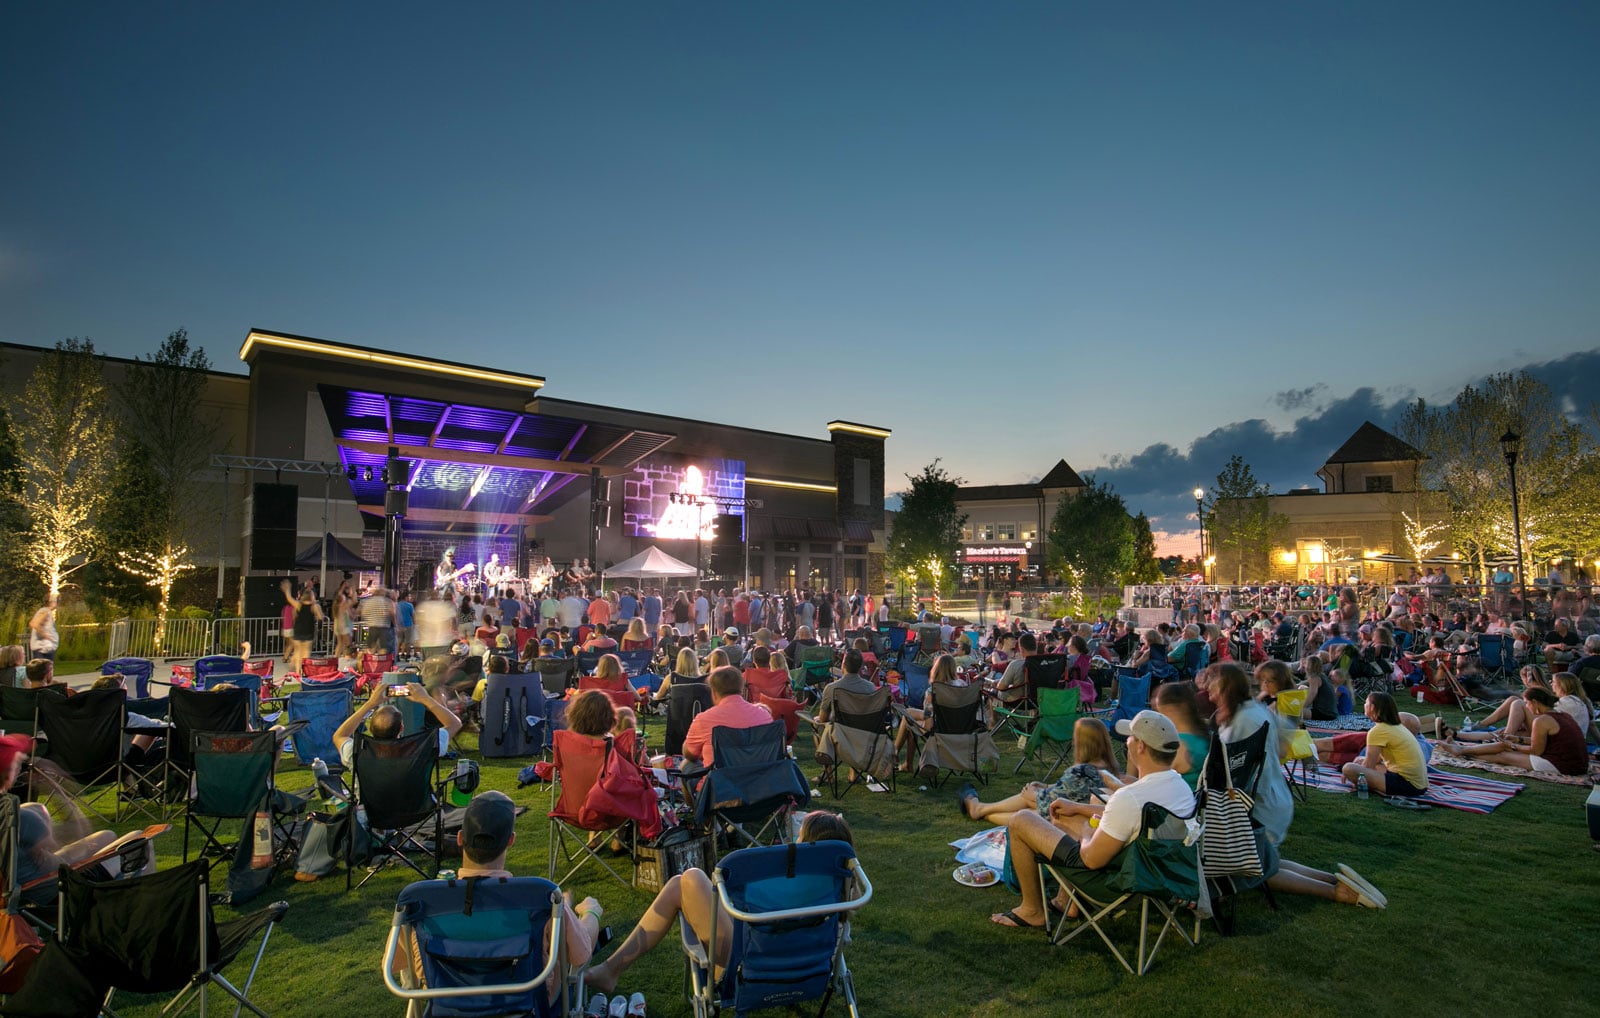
xmin=990 ymin=710 xmax=1194 ymax=930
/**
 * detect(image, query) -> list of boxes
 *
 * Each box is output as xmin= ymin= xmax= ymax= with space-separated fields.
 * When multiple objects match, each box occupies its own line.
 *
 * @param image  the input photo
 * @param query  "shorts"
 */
xmin=1048 ymin=834 xmax=1085 ymax=868
xmin=1384 ymin=772 xmax=1427 ymax=797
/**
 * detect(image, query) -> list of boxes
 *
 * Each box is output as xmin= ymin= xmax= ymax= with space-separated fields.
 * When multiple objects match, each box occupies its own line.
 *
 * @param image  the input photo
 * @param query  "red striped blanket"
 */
xmin=1302 ymin=761 xmax=1523 ymax=815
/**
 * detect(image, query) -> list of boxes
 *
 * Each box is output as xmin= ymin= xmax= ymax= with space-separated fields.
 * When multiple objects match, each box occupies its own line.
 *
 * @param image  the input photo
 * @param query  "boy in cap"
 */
xmin=990 ymin=710 xmax=1194 ymax=929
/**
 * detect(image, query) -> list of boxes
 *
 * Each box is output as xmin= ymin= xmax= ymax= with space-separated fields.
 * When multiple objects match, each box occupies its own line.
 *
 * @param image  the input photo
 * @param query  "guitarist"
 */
xmin=434 ymin=547 xmax=475 ymax=596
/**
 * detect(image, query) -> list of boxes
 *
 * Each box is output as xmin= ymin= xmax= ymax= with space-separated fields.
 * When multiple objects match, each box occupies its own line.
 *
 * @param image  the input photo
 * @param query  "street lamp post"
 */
xmin=1500 ymin=430 xmax=1528 ymax=621
xmin=1193 ymin=487 xmax=1206 ymax=584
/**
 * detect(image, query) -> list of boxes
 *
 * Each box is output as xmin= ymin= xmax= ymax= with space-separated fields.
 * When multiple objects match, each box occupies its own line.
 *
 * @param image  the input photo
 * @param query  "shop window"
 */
xmin=978 ymin=524 xmax=995 ymax=541
xmin=996 ymin=523 xmax=1017 ymax=541
xmin=961 ymin=524 xmax=974 ymax=541
xmin=1021 ymin=524 xmax=1038 ymax=542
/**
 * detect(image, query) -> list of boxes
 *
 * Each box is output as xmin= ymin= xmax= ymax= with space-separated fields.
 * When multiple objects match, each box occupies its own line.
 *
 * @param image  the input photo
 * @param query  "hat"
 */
xmin=495 ymin=632 xmax=512 ymax=648
xmin=461 ymin=791 xmax=516 ymax=858
xmin=723 ymin=627 xmax=739 ymax=637
xmin=540 ymin=638 xmax=556 ymax=649
xmin=0 ymin=734 xmax=34 ymax=785
xmin=1114 ymin=710 xmax=1181 ymax=753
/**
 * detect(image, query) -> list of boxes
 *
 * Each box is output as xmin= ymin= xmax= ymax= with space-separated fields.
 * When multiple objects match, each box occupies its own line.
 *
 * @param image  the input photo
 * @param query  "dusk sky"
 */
xmin=4 ymin=3 xmax=1597 ymax=553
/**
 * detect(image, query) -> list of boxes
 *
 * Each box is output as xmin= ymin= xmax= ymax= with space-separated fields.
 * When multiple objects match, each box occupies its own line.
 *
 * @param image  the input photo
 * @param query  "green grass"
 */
xmin=93 ymin=711 xmax=1600 ymax=1018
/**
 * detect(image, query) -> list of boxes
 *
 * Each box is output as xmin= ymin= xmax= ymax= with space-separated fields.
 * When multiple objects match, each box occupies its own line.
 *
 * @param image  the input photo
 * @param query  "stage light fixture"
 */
xmin=346 ymin=467 xmax=358 ymax=481
xmin=362 ymin=466 xmax=374 ymax=482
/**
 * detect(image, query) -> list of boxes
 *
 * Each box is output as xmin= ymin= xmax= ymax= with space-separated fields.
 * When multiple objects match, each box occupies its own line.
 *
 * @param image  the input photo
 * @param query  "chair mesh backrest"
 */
xmin=575 ymin=651 xmax=602 ymax=676
xmin=832 ymin=685 xmax=892 ymax=732
xmin=194 ymin=656 xmax=245 ymax=686
xmin=928 ymin=682 xmax=985 ymax=735
xmin=39 ymin=687 xmax=125 ymax=782
xmin=170 ymin=687 xmax=251 ymax=770
xmin=0 ymin=684 xmax=67 ymax=723
xmin=615 ymin=649 xmax=653 ymax=676
xmin=60 ymin=858 xmax=215 ymax=994
xmin=665 ymin=681 xmax=712 ymax=756
xmin=396 ymin=877 xmax=561 ymax=1018
xmin=354 ymin=729 xmax=439 ymax=831
xmin=716 ymin=841 xmax=857 ymax=1008
xmin=1024 ymin=655 xmax=1068 ymax=699
xmin=742 ymin=668 xmax=790 ymax=702
xmin=534 ymin=658 xmax=574 ymax=696
xmin=550 ymin=730 xmax=624 ymax=825
xmin=710 ymin=721 xmax=786 ymax=770
xmin=288 ymin=688 xmax=355 ymax=766
xmin=192 ymin=729 xmax=275 ymax=818
xmin=101 ymin=658 xmax=155 ymax=698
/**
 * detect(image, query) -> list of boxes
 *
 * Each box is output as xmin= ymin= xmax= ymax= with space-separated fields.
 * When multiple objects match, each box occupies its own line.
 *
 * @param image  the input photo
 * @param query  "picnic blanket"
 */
xmin=1308 ymin=715 xmax=1373 ymax=732
xmin=1304 ymin=762 xmax=1524 ymax=814
xmin=1427 ymin=747 xmax=1599 ymax=787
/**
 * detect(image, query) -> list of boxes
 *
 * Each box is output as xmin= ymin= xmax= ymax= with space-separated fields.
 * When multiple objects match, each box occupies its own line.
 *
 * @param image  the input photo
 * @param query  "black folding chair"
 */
xmin=534 ymin=656 xmax=577 ymax=697
xmin=1 ymin=858 xmax=287 ymax=1018
xmin=681 ymin=721 xmax=808 ymax=861
xmin=991 ymin=654 xmax=1068 ymax=741
xmin=348 ymin=729 xmax=443 ymax=890
xmin=184 ymin=729 xmax=295 ymax=872
xmin=164 ymin=686 xmax=252 ymax=808
xmin=0 ymin=684 xmax=69 ymax=737
xmin=664 ymin=680 xmax=713 ymax=757
xmin=31 ymin=687 xmax=128 ymax=825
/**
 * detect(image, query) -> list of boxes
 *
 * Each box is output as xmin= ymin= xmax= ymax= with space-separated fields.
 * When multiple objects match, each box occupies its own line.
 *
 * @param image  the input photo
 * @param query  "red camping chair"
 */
xmin=548 ymin=728 xmax=641 ymax=889
xmin=758 ymin=693 xmax=804 ymax=746
xmin=742 ymin=668 xmax=792 ymax=703
xmin=300 ymin=657 xmax=339 ymax=681
xmin=170 ymin=664 xmax=195 ymax=688
xmin=577 ymin=674 xmax=644 ymax=711
xmin=360 ymin=652 xmax=395 ymax=676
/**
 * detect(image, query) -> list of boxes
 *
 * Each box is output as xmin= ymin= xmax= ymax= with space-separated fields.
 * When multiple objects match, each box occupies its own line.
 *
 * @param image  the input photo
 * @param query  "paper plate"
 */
xmin=952 ymin=864 xmax=999 ymax=888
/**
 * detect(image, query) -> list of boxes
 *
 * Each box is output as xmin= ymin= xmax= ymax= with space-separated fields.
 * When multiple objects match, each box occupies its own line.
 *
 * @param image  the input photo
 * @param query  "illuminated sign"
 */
xmin=961 ymin=545 xmax=1029 ymax=561
xmin=624 ymin=457 xmax=746 ymax=539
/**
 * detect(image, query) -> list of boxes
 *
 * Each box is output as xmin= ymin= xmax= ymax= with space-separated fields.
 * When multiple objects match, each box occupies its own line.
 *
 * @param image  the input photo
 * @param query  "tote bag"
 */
xmin=1197 ymin=727 xmax=1262 ymax=878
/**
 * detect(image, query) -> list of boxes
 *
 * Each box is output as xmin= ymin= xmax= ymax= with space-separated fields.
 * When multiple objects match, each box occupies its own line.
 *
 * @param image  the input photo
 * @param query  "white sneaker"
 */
xmin=586 ymin=993 xmax=609 ymax=1018
xmin=627 ymin=992 xmax=647 ymax=1017
xmin=608 ymin=995 xmax=627 ymax=1018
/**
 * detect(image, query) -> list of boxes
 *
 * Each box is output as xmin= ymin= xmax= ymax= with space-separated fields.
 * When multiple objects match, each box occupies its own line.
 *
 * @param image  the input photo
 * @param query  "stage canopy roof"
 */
xmin=319 ymin=385 xmax=675 ymax=529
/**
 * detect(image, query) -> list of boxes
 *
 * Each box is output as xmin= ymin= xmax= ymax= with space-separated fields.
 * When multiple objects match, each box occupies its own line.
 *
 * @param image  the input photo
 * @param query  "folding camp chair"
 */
xmin=792 ymin=646 xmax=836 ymax=702
xmin=664 ymin=681 xmax=713 ymax=757
xmin=0 ymin=684 xmax=68 ymax=738
xmin=899 ymin=660 xmax=931 ymax=712
xmin=615 ymin=649 xmax=653 ymax=677
xmin=534 ymin=657 xmax=577 ymax=698
xmin=812 ymin=685 xmax=896 ymax=798
xmin=741 ymin=667 xmax=791 ymax=703
xmin=101 ymin=657 xmax=155 ymax=698
xmin=201 ymin=671 xmax=266 ymax=725
xmin=300 ymin=672 xmax=358 ymax=695
xmin=1177 ymin=641 xmax=1207 ymax=682
xmin=757 ymin=694 xmax=804 ymax=747
xmin=1016 ymin=687 xmax=1082 ymax=777
xmin=164 ymin=686 xmax=253 ymax=805
xmin=575 ymin=651 xmax=602 ymax=677
xmin=681 ymin=840 xmax=872 ymax=1018
xmin=31 ymin=687 xmax=128 ymax=825
xmin=1473 ymin=634 xmax=1515 ymax=682
xmin=1040 ymin=801 xmax=1202 ymax=976
xmin=991 ymin=654 xmax=1068 ymax=742
xmin=547 ymin=729 xmax=639 ymax=889
xmin=1274 ymin=690 xmax=1316 ymax=802
xmin=681 ymin=722 xmax=808 ymax=862
xmin=184 ymin=729 xmax=298 ymax=872
xmin=916 ymin=682 xmax=999 ymax=788
xmin=577 ymin=674 xmax=640 ymax=711
xmin=195 ymin=655 xmax=246 ymax=687
xmin=881 ymin=624 xmax=908 ymax=655
xmin=382 ymin=877 xmax=577 ymax=1018
xmin=287 ymin=687 xmax=355 ymax=771
xmin=1 ymin=858 xmax=287 ymax=1018
xmin=300 ymin=656 xmax=340 ymax=681
xmin=1089 ymin=672 xmax=1152 ymax=736
xmin=350 ymin=729 xmax=445 ymax=890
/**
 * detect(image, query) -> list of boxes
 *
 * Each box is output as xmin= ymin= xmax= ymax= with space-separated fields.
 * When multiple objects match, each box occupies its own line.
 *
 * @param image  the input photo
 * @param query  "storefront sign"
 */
xmin=961 ymin=545 xmax=1028 ymax=561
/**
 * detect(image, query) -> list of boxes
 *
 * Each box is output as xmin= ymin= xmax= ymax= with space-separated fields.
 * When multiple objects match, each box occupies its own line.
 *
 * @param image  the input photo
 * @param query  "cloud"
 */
xmin=1273 ymin=384 xmax=1326 ymax=413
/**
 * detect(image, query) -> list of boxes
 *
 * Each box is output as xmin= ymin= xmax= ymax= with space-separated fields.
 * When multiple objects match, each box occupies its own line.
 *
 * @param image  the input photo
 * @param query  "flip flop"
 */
xmin=1335 ymin=874 xmax=1384 ymax=909
xmin=1335 ymin=864 xmax=1388 ymax=909
xmin=1385 ymin=796 xmax=1431 ymax=811
xmin=990 ymin=909 xmax=1046 ymax=930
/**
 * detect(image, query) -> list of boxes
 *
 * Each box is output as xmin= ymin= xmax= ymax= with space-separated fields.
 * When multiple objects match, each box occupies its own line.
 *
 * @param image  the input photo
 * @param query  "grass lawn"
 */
xmin=88 ymin=708 xmax=1600 ymax=1018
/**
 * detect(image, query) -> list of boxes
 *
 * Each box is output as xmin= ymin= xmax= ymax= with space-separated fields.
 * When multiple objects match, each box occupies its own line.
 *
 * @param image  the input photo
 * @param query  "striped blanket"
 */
xmin=1426 ymin=747 xmax=1600 ymax=787
xmin=1303 ymin=762 xmax=1524 ymax=815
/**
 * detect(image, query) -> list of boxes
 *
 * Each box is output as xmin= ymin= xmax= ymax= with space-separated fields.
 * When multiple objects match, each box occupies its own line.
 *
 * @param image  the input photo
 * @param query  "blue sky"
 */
xmin=3 ymin=2 xmax=1597 ymax=551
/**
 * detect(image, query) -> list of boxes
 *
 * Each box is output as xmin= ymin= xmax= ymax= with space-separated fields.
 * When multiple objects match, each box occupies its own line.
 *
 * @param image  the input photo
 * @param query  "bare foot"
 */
xmin=584 ymin=962 xmax=616 ymax=995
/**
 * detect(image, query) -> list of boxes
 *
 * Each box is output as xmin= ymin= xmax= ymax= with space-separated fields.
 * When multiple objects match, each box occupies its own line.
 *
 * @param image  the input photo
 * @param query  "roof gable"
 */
xmin=1323 ymin=421 xmax=1424 ymax=465
xmin=1038 ymin=459 xmax=1085 ymax=488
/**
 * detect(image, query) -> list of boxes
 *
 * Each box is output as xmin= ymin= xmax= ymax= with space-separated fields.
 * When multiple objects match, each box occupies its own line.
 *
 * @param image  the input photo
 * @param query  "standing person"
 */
xmin=333 ymin=578 xmax=357 ymax=660
xmin=539 ymin=588 xmax=562 ymax=631
xmin=747 ymin=590 xmax=764 ymax=633
xmin=617 ymin=587 xmax=638 ymax=623
xmin=280 ymin=594 xmax=297 ymax=663
xmin=816 ymin=591 xmax=834 ymax=644
xmin=587 ymin=590 xmax=612 ymax=631
xmin=359 ymin=583 xmax=397 ymax=657
xmin=394 ymin=590 xmax=416 ymax=657
xmin=559 ymin=587 xmax=589 ymax=630
xmin=642 ymin=587 xmax=663 ymax=631
xmin=693 ymin=589 xmax=711 ymax=633
xmin=414 ymin=591 xmax=458 ymax=661
xmin=28 ymin=595 xmax=59 ymax=664
xmin=281 ymin=579 xmax=323 ymax=677
xmin=796 ymin=594 xmax=816 ymax=634
xmin=672 ymin=591 xmax=694 ymax=637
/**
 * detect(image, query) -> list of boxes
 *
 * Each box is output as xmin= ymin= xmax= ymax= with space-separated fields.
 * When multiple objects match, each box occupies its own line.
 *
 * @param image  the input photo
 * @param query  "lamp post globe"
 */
xmin=1193 ymin=488 xmax=1206 ymax=583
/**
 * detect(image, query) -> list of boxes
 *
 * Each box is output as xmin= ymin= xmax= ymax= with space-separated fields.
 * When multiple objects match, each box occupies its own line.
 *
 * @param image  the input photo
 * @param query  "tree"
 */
xmin=1206 ymin=456 xmax=1287 ymax=584
xmin=1046 ymin=476 xmax=1136 ymax=592
xmin=885 ymin=461 xmax=966 ymax=602
xmin=13 ymin=339 xmax=115 ymax=598
xmin=1400 ymin=509 xmax=1445 ymax=568
xmin=1127 ymin=511 xmax=1163 ymax=583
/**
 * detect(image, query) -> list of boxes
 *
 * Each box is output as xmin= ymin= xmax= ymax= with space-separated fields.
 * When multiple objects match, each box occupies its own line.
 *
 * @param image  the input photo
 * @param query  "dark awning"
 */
xmin=843 ymin=520 xmax=875 ymax=542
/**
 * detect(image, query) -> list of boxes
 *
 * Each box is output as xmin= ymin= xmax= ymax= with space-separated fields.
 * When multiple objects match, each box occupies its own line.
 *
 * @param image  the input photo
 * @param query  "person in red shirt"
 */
xmin=588 ymin=595 xmax=612 ymax=629
xmin=682 ymin=667 xmax=775 ymax=766
xmin=732 ymin=595 xmax=751 ymax=634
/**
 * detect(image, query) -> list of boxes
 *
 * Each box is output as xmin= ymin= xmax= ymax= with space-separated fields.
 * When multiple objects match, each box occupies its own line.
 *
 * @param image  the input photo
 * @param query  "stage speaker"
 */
xmin=241 ymin=573 xmax=289 ymax=620
xmin=710 ymin=513 xmax=744 ymax=577
xmin=250 ymin=483 xmax=298 ymax=571
xmin=385 ymin=488 xmax=409 ymax=517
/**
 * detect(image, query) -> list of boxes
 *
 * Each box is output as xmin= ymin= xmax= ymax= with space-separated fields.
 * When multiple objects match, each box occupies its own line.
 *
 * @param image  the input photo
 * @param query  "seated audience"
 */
xmin=1439 ymin=687 xmax=1589 ymax=776
xmin=1339 ymin=692 xmax=1429 ymax=798
xmin=959 ymin=717 xmax=1123 ymax=827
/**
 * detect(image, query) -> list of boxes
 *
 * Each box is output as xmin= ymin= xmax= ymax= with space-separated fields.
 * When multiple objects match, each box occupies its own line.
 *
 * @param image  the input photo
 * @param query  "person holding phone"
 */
xmin=331 ymin=678 xmax=462 ymax=770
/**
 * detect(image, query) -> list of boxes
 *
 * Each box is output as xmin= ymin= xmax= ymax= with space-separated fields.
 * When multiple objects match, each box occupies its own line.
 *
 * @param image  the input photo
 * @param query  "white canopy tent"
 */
xmin=603 ymin=546 xmax=699 ymax=587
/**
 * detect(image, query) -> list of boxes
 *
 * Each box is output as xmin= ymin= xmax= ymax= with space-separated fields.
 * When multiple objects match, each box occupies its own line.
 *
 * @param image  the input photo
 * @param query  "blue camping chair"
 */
xmin=883 ymin=625 xmax=908 ymax=654
xmin=383 ymin=877 xmax=574 ymax=1018
xmin=288 ymin=687 xmax=355 ymax=769
xmin=195 ymin=656 xmax=246 ymax=687
xmin=1177 ymin=642 xmax=1207 ymax=682
xmin=615 ymin=649 xmax=653 ymax=676
xmin=1143 ymin=657 xmax=1179 ymax=685
xmin=1476 ymin=634 xmax=1514 ymax=680
xmin=575 ymin=651 xmax=602 ymax=676
xmin=1089 ymin=672 xmax=1152 ymax=735
xmin=198 ymin=672 xmax=264 ymax=726
xmin=683 ymin=722 xmax=808 ymax=861
xmin=683 ymin=841 xmax=871 ymax=1018
xmin=1393 ymin=629 xmax=1413 ymax=655
xmin=101 ymin=657 xmax=155 ymax=698
xmin=300 ymin=673 xmax=358 ymax=694
xmin=899 ymin=660 xmax=931 ymax=710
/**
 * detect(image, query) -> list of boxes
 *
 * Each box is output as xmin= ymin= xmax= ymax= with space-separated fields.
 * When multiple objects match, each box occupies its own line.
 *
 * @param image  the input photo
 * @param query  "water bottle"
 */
xmin=312 ymin=757 xmax=329 ymax=781
xmin=448 ymin=758 xmax=472 ymax=808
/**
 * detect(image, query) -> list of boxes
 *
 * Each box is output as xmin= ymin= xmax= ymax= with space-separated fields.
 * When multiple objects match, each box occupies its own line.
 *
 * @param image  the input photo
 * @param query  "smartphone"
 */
xmin=388 ymin=683 xmax=409 ymax=696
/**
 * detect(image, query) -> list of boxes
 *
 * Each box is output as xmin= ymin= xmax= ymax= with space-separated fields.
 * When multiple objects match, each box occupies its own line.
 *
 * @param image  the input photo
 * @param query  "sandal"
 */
xmin=990 ymin=909 xmax=1046 ymax=930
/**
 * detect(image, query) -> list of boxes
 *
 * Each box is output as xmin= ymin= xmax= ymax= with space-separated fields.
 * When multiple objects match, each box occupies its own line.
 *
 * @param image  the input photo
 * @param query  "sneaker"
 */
xmin=627 ymin=992 xmax=646 ymax=1017
xmin=608 ymin=995 xmax=627 ymax=1018
xmin=586 ymin=994 xmax=609 ymax=1018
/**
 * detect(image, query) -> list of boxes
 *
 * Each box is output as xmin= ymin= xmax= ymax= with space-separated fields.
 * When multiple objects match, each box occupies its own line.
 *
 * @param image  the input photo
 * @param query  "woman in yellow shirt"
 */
xmin=1342 ymin=691 xmax=1429 ymax=798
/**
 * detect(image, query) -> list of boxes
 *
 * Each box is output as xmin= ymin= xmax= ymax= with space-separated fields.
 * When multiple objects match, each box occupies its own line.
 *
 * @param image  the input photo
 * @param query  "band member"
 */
xmin=482 ymin=552 xmax=505 ymax=589
xmin=434 ymin=547 xmax=474 ymax=595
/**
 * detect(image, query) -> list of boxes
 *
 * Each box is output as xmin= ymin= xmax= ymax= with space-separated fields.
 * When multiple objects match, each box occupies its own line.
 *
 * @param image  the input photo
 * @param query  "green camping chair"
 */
xmin=1017 ymin=686 xmax=1082 ymax=777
